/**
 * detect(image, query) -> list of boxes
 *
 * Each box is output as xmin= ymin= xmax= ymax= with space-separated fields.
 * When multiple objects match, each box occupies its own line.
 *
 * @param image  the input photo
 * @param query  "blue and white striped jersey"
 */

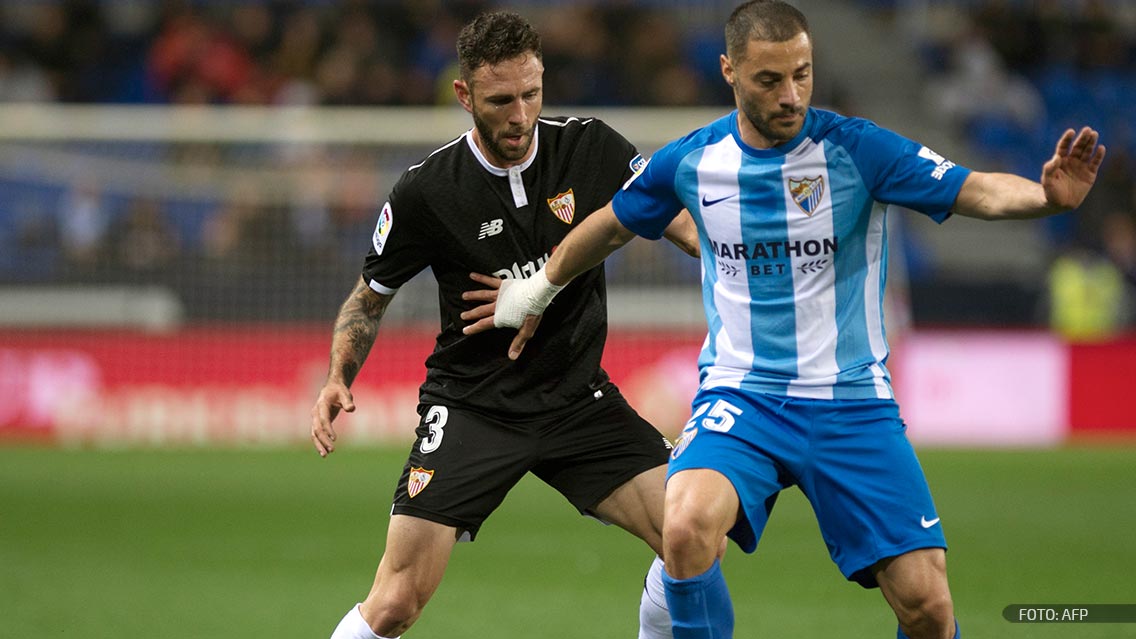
xmin=612 ymin=108 xmax=971 ymax=400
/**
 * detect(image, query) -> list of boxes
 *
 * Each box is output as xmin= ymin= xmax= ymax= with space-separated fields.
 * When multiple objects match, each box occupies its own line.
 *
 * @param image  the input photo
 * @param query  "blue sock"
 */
xmin=662 ymin=559 xmax=734 ymax=639
xmin=897 ymin=617 xmax=959 ymax=638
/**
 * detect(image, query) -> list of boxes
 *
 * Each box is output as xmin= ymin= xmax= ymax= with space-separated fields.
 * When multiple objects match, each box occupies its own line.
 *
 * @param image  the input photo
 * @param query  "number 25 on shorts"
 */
xmin=688 ymin=399 xmax=743 ymax=433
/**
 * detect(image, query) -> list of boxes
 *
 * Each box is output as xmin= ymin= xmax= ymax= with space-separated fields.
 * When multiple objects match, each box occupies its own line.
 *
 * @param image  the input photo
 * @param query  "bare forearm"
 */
xmin=327 ymin=277 xmax=393 ymax=387
xmin=954 ymin=127 xmax=1104 ymax=221
xmin=546 ymin=203 xmax=636 ymax=286
xmin=663 ymin=209 xmax=700 ymax=257
xmin=953 ymin=172 xmax=1059 ymax=221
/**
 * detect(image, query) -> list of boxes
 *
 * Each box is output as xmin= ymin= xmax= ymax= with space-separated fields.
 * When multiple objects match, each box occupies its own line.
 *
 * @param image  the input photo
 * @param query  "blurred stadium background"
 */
xmin=1 ymin=1 xmax=1134 ymax=637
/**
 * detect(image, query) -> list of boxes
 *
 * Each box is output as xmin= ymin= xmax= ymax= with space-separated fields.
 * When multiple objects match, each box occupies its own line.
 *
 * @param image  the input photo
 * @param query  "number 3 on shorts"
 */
xmin=701 ymin=399 xmax=742 ymax=433
xmin=420 ymin=406 xmax=448 ymax=453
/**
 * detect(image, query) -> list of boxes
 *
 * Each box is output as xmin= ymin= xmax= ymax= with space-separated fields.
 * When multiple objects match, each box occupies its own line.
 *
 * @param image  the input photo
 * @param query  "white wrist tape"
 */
xmin=493 ymin=267 xmax=565 ymax=329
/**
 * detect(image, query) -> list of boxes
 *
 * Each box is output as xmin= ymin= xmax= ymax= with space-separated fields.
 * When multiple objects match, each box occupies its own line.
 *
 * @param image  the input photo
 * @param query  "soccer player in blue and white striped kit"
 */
xmin=464 ymin=1 xmax=1106 ymax=637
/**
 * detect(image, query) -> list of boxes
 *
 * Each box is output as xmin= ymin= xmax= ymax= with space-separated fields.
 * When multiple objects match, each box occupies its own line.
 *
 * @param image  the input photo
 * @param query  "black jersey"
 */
xmin=361 ymin=116 xmax=646 ymax=417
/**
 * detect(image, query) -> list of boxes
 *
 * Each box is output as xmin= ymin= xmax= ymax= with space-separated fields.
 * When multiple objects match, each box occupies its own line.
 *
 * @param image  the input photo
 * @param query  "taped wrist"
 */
xmin=493 ymin=267 xmax=565 ymax=328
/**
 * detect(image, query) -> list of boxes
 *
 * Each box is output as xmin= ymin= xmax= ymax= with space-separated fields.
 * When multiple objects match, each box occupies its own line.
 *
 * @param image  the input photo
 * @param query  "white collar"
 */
xmin=464 ymin=125 xmax=540 ymax=177
xmin=464 ymin=126 xmax=539 ymax=208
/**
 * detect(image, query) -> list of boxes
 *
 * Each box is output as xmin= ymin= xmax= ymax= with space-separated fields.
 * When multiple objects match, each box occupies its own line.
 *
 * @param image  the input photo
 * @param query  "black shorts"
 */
xmin=390 ymin=383 xmax=671 ymax=541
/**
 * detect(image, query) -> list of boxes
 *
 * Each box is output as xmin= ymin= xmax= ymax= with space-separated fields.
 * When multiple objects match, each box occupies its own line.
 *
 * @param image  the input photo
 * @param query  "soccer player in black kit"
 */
xmin=310 ymin=11 xmax=699 ymax=639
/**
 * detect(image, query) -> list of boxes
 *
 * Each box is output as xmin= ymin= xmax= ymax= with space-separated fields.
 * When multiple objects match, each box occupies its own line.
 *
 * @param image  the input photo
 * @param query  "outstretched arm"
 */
xmin=461 ymin=201 xmax=636 ymax=359
xmin=953 ymin=127 xmax=1106 ymax=220
xmin=310 ymin=276 xmax=395 ymax=457
xmin=546 ymin=202 xmax=636 ymax=284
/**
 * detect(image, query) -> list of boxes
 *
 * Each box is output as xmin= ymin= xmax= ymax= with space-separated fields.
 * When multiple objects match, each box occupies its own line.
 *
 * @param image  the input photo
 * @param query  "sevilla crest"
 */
xmin=407 ymin=467 xmax=435 ymax=499
xmin=547 ymin=189 xmax=576 ymax=224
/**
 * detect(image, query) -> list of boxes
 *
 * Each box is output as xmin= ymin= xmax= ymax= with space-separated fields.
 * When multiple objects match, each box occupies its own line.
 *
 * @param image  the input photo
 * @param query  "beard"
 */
xmin=472 ymin=111 xmax=535 ymax=164
xmin=740 ymin=100 xmax=805 ymax=146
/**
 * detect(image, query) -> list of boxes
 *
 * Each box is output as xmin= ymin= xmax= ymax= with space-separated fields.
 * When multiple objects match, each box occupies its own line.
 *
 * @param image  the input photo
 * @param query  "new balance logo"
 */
xmin=478 ymin=219 xmax=504 ymax=239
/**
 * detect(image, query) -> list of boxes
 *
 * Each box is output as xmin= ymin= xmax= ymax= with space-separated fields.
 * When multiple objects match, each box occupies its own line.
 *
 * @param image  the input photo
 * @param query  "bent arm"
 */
xmin=462 ymin=202 xmax=638 ymax=358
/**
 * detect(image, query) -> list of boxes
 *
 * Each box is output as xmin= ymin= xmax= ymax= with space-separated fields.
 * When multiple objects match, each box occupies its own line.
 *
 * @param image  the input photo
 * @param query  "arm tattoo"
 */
xmin=328 ymin=278 xmax=394 ymax=387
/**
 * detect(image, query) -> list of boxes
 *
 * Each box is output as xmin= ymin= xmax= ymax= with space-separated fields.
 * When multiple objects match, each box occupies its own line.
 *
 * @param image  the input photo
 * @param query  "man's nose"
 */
xmin=505 ymin=99 xmax=528 ymax=125
xmin=778 ymin=79 xmax=800 ymax=106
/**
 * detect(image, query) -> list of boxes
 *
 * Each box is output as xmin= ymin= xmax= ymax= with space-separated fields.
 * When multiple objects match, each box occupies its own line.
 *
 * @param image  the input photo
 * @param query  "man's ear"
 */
xmin=454 ymin=79 xmax=473 ymax=113
xmin=720 ymin=54 xmax=736 ymax=87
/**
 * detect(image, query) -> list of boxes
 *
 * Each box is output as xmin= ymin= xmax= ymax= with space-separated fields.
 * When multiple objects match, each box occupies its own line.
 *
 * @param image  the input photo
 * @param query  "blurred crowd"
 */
xmin=1 ymin=0 xmax=730 ymax=321
xmin=0 ymin=0 xmax=730 ymax=107
xmin=1 ymin=0 xmax=1134 ymax=332
xmin=915 ymin=0 xmax=1136 ymax=336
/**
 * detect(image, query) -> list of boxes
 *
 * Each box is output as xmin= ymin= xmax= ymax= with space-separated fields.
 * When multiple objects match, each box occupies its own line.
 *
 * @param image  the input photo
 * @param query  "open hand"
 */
xmin=1042 ymin=127 xmax=1106 ymax=210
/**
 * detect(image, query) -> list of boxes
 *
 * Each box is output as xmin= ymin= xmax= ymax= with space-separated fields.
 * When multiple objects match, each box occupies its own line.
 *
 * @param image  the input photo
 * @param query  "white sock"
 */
xmin=329 ymin=603 xmax=398 ymax=639
xmin=638 ymin=555 xmax=673 ymax=639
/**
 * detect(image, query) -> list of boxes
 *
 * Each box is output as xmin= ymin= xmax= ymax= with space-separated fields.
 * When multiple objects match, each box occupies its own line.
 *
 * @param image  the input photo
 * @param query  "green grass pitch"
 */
xmin=2 ymin=445 xmax=1135 ymax=638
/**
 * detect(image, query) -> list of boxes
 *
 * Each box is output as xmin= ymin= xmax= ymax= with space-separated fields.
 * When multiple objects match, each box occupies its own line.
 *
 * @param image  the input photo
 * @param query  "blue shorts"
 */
xmin=667 ymin=387 xmax=946 ymax=588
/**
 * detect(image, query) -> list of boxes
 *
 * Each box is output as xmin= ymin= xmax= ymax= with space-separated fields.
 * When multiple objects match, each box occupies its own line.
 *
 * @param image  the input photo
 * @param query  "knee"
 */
xmin=663 ymin=510 xmax=710 ymax=551
xmin=878 ymin=549 xmax=955 ymax=636
xmin=361 ymin=588 xmax=429 ymax=637
xmin=662 ymin=470 xmax=738 ymax=576
xmin=662 ymin=505 xmax=722 ymax=575
xmin=894 ymin=591 xmax=954 ymax=635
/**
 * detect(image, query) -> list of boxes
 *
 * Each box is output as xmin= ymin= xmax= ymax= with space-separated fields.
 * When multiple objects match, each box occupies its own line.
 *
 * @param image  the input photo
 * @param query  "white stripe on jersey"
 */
xmin=408 ymin=135 xmax=465 ymax=172
xmin=538 ymin=117 xmax=594 ymax=127
xmin=783 ymin=142 xmax=839 ymax=399
xmin=698 ymin=136 xmax=748 ymax=391
xmin=368 ymin=278 xmax=398 ymax=295
xmin=864 ymin=202 xmax=893 ymax=399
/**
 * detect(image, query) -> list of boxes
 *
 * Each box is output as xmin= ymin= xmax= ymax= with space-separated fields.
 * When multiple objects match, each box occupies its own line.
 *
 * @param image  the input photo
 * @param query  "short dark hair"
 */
xmin=456 ymin=11 xmax=543 ymax=83
xmin=725 ymin=0 xmax=810 ymax=61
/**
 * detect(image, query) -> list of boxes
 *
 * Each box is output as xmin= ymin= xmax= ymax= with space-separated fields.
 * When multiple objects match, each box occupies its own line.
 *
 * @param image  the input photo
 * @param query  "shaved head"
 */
xmin=725 ymin=0 xmax=811 ymax=61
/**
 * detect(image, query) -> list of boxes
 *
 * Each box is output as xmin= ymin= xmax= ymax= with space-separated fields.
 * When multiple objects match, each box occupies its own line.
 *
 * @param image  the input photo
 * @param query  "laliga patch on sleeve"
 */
xmin=629 ymin=153 xmax=647 ymax=174
xmin=373 ymin=202 xmax=393 ymax=254
xmin=623 ymin=156 xmax=650 ymax=190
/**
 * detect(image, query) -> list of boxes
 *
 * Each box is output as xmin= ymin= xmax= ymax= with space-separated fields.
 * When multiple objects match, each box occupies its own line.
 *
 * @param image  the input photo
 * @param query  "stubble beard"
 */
xmin=741 ymin=102 xmax=805 ymax=147
xmin=473 ymin=112 xmax=534 ymax=165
